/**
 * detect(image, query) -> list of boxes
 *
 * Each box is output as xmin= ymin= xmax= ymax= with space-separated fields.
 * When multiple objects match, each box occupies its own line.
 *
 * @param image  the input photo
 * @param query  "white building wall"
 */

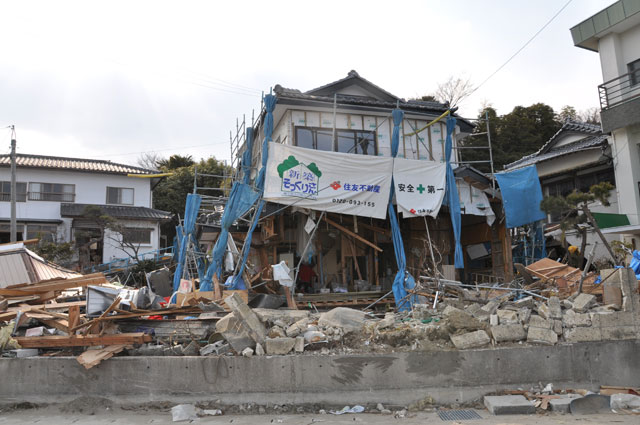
xmin=611 ymin=125 xmax=640 ymax=226
xmin=102 ymin=219 xmax=161 ymax=262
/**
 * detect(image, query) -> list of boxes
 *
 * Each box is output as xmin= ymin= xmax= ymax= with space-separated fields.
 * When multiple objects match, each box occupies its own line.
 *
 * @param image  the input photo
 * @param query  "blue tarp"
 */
xmin=389 ymin=108 xmax=417 ymax=311
xmin=200 ymin=182 xmax=260 ymax=291
xmin=442 ymin=116 xmax=464 ymax=269
xmin=230 ymin=93 xmax=277 ymax=289
xmin=242 ymin=127 xmax=254 ymax=185
xmin=630 ymin=250 xmax=640 ymax=280
xmin=173 ymin=193 xmax=202 ymax=291
xmin=495 ymin=165 xmax=546 ymax=229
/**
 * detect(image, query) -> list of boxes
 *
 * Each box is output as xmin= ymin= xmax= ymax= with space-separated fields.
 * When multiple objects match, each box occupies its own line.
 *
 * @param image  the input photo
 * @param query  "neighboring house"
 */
xmin=571 ymin=0 xmax=640 ymax=250
xmin=225 ymin=71 xmax=515 ymax=288
xmin=0 ymin=242 xmax=80 ymax=287
xmin=505 ymin=119 xmax=620 ymax=260
xmin=0 ymin=154 xmax=172 ymax=266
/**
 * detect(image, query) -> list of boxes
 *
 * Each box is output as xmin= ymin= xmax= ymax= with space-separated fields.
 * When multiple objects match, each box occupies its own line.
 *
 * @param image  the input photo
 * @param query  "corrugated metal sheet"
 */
xmin=0 ymin=253 xmax=31 ymax=287
xmin=0 ymin=154 xmax=154 ymax=175
xmin=0 ymin=248 xmax=80 ymax=287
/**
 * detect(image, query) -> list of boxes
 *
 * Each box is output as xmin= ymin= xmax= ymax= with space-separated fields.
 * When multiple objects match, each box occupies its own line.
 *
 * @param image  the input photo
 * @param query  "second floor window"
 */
xmin=295 ymin=127 xmax=377 ymax=155
xmin=0 ymin=181 xmax=27 ymax=202
xmin=106 ymin=187 xmax=134 ymax=205
xmin=629 ymin=58 xmax=640 ymax=87
xmin=28 ymin=183 xmax=75 ymax=202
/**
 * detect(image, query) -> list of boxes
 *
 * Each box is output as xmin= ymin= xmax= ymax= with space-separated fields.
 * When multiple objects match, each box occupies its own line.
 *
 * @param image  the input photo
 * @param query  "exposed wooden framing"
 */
xmin=500 ymin=224 xmax=514 ymax=281
xmin=15 ymin=332 xmax=152 ymax=348
xmin=77 ymin=296 xmax=121 ymax=334
xmin=324 ymin=216 xmax=382 ymax=252
xmin=373 ymin=232 xmax=380 ymax=287
xmin=348 ymin=240 xmax=363 ymax=281
xmin=0 ymin=273 xmax=107 ymax=297
xmin=68 ymin=305 xmax=80 ymax=332
xmin=427 ymin=123 xmax=434 ymax=161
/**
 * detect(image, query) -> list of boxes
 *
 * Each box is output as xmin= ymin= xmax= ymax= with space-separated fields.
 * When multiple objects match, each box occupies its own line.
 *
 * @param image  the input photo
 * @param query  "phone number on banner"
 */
xmin=332 ymin=199 xmax=376 ymax=207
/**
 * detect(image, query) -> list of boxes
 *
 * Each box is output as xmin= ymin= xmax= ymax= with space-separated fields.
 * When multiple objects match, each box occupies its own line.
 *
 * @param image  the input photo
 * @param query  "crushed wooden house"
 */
xmin=195 ymin=71 xmax=514 ymax=308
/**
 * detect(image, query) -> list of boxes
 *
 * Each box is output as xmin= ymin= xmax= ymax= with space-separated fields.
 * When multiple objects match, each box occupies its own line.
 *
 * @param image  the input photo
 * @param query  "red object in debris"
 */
xmin=330 ymin=181 xmax=341 ymax=190
xmin=410 ymin=208 xmax=417 ymax=214
xmin=147 ymin=315 xmax=164 ymax=320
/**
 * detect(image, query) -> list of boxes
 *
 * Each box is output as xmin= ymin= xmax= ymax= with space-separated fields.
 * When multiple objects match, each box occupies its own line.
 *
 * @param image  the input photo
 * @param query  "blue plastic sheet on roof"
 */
xmin=200 ymin=182 xmax=260 ymax=291
xmin=389 ymin=108 xmax=417 ymax=311
xmin=230 ymin=93 xmax=277 ymax=290
xmin=173 ymin=193 xmax=202 ymax=291
xmin=495 ymin=165 xmax=546 ymax=229
xmin=242 ymin=127 xmax=254 ymax=185
xmin=442 ymin=116 xmax=464 ymax=269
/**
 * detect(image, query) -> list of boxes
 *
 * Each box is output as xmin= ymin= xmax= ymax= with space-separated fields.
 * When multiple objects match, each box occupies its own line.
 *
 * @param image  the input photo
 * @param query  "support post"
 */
xmin=10 ymin=128 xmax=17 ymax=243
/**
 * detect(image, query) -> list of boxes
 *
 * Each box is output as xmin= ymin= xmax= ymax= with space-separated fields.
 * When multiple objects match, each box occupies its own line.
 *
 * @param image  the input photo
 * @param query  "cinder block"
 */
xmin=450 ymin=330 xmax=490 ymax=349
xmin=549 ymin=395 xmax=582 ymax=414
xmin=484 ymin=395 xmax=535 ymax=415
xmin=491 ymin=324 xmax=526 ymax=342
xmin=601 ymin=326 xmax=636 ymax=340
xmin=563 ymin=327 xmax=602 ymax=343
xmin=527 ymin=327 xmax=557 ymax=345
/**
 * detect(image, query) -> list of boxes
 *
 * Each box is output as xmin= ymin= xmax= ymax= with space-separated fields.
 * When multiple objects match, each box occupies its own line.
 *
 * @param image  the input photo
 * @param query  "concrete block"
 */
xmin=553 ymin=319 xmax=563 ymax=335
xmin=481 ymin=300 xmax=500 ymax=315
xmin=216 ymin=313 xmax=255 ymax=352
xmin=591 ymin=311 xmax=634 ymax=327
xmin=200 ymin=341 xmax=231 ymax=356
xmin=491 ymin=324 xmax=526 ymax=342
xmin=518 ymin=307 xmax=531 ymax=324
xmin=10 ymin=349 xmax=38 ymax=358
xmin=601 ymin=326 xmax=636 ymax=340
xmin=562 ymin=310 xmax=591 ymax=327
xmin=318 ymin=307 xmax=365 ymax=332
xmin=225 ymin=293 xmax=267 ymax=345
xmin=450 ymin=330 xmax=490 ymax=349
xmin=252 ymin=308 xmax=309 ymax=325
xmin=464 ymin=303 xmax=482 ymax=316
xmin=255 ymin=343 xmax=265 ymax=356
xmin=241 ymin=347 xmax=254 ymax=357
xmin=483 ymin=395 xmax=535 ymax=415
xmin=285 ymin=318 xmax=310 ymax=337
xmin=497 ymin=309 xmax=518 ymax=324
xmin=527 ymin=327 xmax=557 ymax=345
xmin=619 ymin=268 xmax=638 ymax=312
xmin=294 ymin=336 xmax=305 ymax=353
xmin=490 ymin=314 xmax=499 ymax=326
xmin=548 ymin=296 xmax=562 ymax=320
xmin=549 ymin=395 xmax=582 ymax=414
xmin=573 ymin=293 xmax=596 ymax=313
xmin=265 ymin=337 xmax=296 ymax=355
xmin=537 ymin=303 xmax=551 ymax=320
xmin=529 ymin=315 xmax=552 ymax=329
xmin=514 ymin=296 xmax=535 ymax=309
xmin=563 ymin=327 xmax=602 ymax=343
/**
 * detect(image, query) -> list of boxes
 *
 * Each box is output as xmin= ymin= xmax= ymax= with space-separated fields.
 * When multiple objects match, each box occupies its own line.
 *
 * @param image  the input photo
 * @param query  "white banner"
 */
xmin=457 ymin=179 xmax=495 ymax=225
xmin=264 ymin=143 xmax=393 ymax=219
xmin=393 ymin=158 xmax=447 ymax=218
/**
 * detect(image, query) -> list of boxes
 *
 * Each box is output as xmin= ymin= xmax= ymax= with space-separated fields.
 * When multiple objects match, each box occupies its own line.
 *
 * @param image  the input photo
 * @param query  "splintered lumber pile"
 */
xmin=525 ymin=258 xmax=601 ymax=298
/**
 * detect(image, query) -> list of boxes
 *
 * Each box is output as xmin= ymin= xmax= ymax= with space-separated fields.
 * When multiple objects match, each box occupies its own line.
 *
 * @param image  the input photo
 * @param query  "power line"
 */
xmin=469 ymin=0 xmax=574 ymax=98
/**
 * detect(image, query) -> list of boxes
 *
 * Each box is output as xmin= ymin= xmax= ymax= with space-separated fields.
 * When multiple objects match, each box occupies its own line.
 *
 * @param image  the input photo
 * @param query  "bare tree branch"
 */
xmin=435 ymin=76 xmax=475 ymax=108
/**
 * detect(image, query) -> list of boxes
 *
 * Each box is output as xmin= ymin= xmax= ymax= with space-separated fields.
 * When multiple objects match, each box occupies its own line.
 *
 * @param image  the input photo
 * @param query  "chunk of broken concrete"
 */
xmin=450 ymin=330 xmax=490 ymax=349
xmin=285 ymin=318 xmax=310 ymax=337
xmin=496 ymin=309 xmax=518 ymax=324
xmin=294 ymin=336 xmax=304 ymax=352
xmin=215 ymin=313 xmax=254 ymax=352
xmin=484 ymin=395 xmax=535 ymax=415
xmin=547 ymin=296 xmax=562 ymax=320
xmin=318 ymin=307 xmax=365 ymax=333
xmin=241 ymin=347 xmax=254 ymax=357
xmin=225 ymin=292 xmax=267 ymax=345
xmin=572 ymin=293 xmax=596 ymax=313
xmin=171 ymin=404 xmax=199 ymax=422
xmin=200 ymin=341 xmax=231 ymax=356
xmin=265 ymin=337 xmax=296 ymax=355
xmin=562 ymin=310 xmax=591 ymax=327
xmin=527 ymin=327 xmax=557 ymax=345
xmin=491 ymin=324 xmax=526 ymax=342
xmin=255 ymin=343 xmax=265 ymax=356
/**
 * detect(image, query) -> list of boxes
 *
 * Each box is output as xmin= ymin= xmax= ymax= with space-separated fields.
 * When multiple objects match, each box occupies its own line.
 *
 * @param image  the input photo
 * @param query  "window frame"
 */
xmin=294 ymin=126 xmax=377 ymax=156
xmin=0 ymin=181 xmax=28 ymax=202
xmin=629 ymin=58 xmax=640 ymax=87
xmin=122 ymin=227 xmax=153 ymax=245
xmin=106 ymin=187 xmax=135 ymax=205
xmin=26 ymin=224 xmax=58 ymax=242
xmin=28 ymin=182 xmax=76 ymax=202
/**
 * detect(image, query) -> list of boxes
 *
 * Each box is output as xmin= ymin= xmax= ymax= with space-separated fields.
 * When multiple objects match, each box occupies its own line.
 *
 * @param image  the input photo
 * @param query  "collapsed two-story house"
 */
xmin=211 ymin=71 xmax=514 ymax=298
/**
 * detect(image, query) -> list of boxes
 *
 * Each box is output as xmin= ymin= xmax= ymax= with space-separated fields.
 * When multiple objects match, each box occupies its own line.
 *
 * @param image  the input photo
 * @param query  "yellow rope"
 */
xmin=402 ymin=109 xmax=451 ymax=137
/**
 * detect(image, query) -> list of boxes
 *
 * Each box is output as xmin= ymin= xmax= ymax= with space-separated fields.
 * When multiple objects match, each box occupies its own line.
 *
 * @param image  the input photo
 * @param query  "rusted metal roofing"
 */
xmin=0 ymin=244 xmax=81 ymax=287
xmin=0 ymin=154 xmax=154 ymax=175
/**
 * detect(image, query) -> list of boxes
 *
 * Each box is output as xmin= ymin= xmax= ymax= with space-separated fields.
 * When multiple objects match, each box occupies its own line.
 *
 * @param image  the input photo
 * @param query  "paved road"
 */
xmin=0 ymin=408 xmax=637 ymax=425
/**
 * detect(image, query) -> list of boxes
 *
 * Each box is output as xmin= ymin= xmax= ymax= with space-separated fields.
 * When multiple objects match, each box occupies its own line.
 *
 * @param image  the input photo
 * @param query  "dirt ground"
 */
xmin=0 ymin=406 xmax=637 ymax=425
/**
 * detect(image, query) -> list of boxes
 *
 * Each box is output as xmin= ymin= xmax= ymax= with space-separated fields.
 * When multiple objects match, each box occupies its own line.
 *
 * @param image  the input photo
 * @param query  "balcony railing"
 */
xmin=598 ymin=71 xmax=640 ymax=110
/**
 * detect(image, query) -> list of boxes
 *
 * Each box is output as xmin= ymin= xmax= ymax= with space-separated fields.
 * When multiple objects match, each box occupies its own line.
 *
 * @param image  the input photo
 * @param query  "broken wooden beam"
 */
xmin=77 ymin=344 xmax=130 ymax=370
xmin=0 ymin=273 xmax=108 ymax=297
xmin=15 ymin=332 xmax=151 ymax=348
xmin=324 ymin=216 xmax=382 ymax=252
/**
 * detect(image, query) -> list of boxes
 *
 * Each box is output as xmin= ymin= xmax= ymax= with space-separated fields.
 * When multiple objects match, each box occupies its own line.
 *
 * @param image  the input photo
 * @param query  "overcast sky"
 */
xmin=0 ymin=0 xmax=612 ymax=167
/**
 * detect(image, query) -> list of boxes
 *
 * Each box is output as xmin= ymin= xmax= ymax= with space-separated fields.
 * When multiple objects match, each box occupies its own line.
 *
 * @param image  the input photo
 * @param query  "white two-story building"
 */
xmin=571 ymin=0 xmax=640 ymax=250
xmin=0 ymin=153 xmax=172 ymax=266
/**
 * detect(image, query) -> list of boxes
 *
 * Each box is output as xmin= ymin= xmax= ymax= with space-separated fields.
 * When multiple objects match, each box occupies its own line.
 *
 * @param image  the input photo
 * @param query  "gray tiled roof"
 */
xmin=60 ymin=203 xmax=173 ymax=221
xmin=0 ymin=154 xmax=155 ymax=175
xmin=505 ymin=119 xmax=606 ymax=169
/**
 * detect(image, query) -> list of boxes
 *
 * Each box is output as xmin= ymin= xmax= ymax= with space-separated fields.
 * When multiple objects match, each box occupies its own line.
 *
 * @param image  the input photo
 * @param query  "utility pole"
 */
xmin=9 ymin=125 xmax=17 ymax=243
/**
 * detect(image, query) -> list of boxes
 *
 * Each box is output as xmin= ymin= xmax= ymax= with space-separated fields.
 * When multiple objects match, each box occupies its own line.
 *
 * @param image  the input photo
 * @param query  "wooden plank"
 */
xmin=77 ymin=345 xmax=129 ymax=370
xmin=348 ymin=240 xmax=363 ymax=281
xmin=68 ymin=305 xmax=80 ymax=332
xmin=38 ymin=318 xmax=70 ymax=333
xmin=15 ymin=332 xmax=151 ymax=348
xmin=284 ymin=287 xmax=298 ymax=310
xmin=324 ymin=216 xmax=382 ymax=252
xmin=7 ymin=300 xmax=86 ymax=313
xmin=175 ymin=290 xmax=247 ymax=309
xmin=29 ymin=308 xmax=69 ymax=320
xmin=0 ymin=273 xmax=107 ymax=297
xmin=80 ymin=297 xmax=122 ymax=334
